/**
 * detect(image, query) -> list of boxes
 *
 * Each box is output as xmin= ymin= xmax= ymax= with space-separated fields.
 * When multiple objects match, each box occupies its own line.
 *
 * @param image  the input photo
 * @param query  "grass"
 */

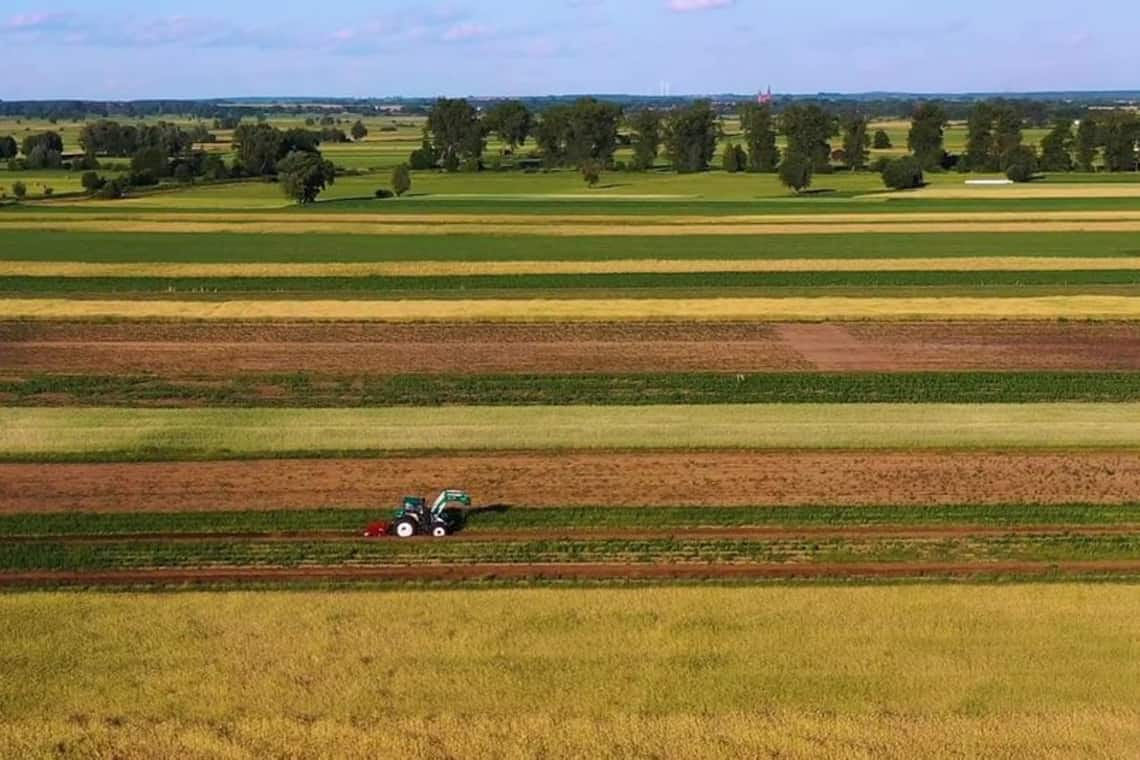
xmin=5 ymin=534 xmax=1140 ymax=571
xmin=3 ymin=403 xmax=1140 ymax=459
xmin=3 ymin=270 xmax=1140 ymax=298
xmin=1 ymin=586 xmax=1138 ymax=757
xmin=5 ymin=230 xmax=1140 ymax=263
xmin=8 ymin=372 xmax=1140 ymax=407
xmin=6 ymin=295 xmax=1140 ymax=321
xmin=4 ymin=503 xmax=1140 ymax=537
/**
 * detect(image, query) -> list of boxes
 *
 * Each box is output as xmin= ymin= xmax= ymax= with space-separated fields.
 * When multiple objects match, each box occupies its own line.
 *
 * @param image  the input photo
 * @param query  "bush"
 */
xmin=12 ymin=181 xmax=27 ymax=200
xmin=460 ymin=157 xmax=482 ymax=173
xmin=374 ymin=188 xmax=395 ymax=199
xmin=74 ymin=153 xmax=101 ymax=171
xmin=881 ymin=156 xmax=925 ymax=190
xmin=580 ymin=160 xmax=602 ymax=187
xmin=81 ymin=172 xmax=106 ymax=193
xmin=870 ymin=156 xmax=891 ymax=174
xmin=721 ymin=144 xmax=747 ymax=173
xmin=1001 ymin=145 xmax=1039 ymax=183
xmin=881 ymin=156 xmax=924 ymax=190
xmin=872 ymin=129 xmax=892 ymax=149
xmin=42 ymin=186 xmax=54 ymax=197
xmin=94 ymin=178 xmax=128 ymax=200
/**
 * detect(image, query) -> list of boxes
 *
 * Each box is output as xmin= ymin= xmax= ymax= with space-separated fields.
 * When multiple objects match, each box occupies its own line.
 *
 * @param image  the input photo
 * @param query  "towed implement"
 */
xmin=364 ymin=489 xmax=472 ymax=538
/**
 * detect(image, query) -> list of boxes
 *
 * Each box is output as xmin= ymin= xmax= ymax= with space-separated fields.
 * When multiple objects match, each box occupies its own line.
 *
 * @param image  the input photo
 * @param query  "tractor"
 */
xmin=363 ymin=489 xmax=472 ymax=538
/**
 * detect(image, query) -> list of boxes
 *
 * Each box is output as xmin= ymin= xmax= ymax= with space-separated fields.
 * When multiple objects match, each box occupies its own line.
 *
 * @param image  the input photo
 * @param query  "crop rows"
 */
xmin=7 ymin=371 xmax=1140 ymax=407
xmin=5 ymin=534 xmax=1140 ymax=571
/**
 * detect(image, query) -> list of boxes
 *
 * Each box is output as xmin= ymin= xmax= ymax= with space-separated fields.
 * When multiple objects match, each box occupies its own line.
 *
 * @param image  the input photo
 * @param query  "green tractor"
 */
xmin=363 ymin=489 xmax=472 ymax=538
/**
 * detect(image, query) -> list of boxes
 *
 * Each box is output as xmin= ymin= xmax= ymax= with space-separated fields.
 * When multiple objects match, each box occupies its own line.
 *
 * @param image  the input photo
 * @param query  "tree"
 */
xmin=965 ymin=101 xmax=1022 ymax=172
xmin=1001 ymin=145 xmax=1038 ymax=183
xmin=276 ymin=150 xmax=336 ymax=204
xmin=81 ymin=171 xmax=106 ymax=193
xmin=721 ymin=143 xmax=747 ymax=173
xmin=131 ymin=146 xmax=168 ymax=177
xmin=908 ymin=102 xmax=946 ymax=169
xmin=484 ymin=100 xmax=533 ymax=153
xmin=408 ymin=137 xmax=438 ymax=170
xmin=0 ymin=136 xmax=17 ymax=159
xmin=739 ymin=102 xmax=779 ymax=172
xmin=580 ymin=159 xmax=602 ymax=187
xmin=872 ymin=129 xmax=892 ymax=149
xmin=1075 ymin=117 xmax=1100 ymax=172
xmin=426 ymin=98 xmax=485 ymax=171
xmin=233 ymin=124 xmax=287 ymax=176
xmin=841 ymin=115 xmax=870 ymax=170
xmin=22 ymin=131 xmax=63 ymax=156
xmin=351 ymin=120 xmax=368 ymax=141
xmin=534 ymin=99 xmax=622 ymax=169
xmin=391 ymin=164 xmax=412 ymax=197
xmin=993 ymin=103 xmax=1024 ymax=162
xmin=663 ymin=100 xmax=720 ymax=173
xmin=1098 ymin=111 xmax=1140 ymax=172
xmin=881 ymin=155 xmax=924 ymax=189
xmin=780 ymin=105 xmax=836 ymax=172
xmin=778 ymin=153 xmax=813 ymax=193
xmin=25 ymin=145 xmax=62 ymax=170
xmin=1039 ymin=119 xmax=1075 ymax=172
xmin=173 ymin=163 xmax=194 ymax=184
xmin=628 ymin=109 xmax=662 ymax=171
xmin=12 ymin=181 xmax=27 ymax=200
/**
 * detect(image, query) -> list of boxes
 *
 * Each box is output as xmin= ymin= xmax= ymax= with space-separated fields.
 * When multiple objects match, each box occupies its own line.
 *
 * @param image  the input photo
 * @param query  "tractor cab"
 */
xmin=365 ymin=489 xmax=472 ymax=538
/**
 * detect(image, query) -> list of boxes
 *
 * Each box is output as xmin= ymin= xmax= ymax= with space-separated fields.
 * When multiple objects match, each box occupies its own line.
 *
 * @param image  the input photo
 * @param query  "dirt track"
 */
xmin=3 ymin=560 xmax=1138 ymax=586
xmin=4 ymin=321 xmax=1140 ymax=375
xmin=6 ymin=451 xmax=1140 ymax=513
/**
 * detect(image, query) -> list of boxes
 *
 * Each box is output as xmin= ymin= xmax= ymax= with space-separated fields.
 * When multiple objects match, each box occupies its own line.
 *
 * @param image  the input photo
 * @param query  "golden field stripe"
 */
xmin=11 ymin=210 xmax=1140 ymax=225
xmin=5 ymin=296 xmax=1140 ymax=322
xmin=5 ymin=257 xmax=1140 ymax=278
xmin=7 ymin=220 xmax=1140 ymax=235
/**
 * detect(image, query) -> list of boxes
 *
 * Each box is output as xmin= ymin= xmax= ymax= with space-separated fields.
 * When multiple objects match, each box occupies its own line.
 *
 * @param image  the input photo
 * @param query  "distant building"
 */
xmin=757 ymin=87 xmax=774 ymax=105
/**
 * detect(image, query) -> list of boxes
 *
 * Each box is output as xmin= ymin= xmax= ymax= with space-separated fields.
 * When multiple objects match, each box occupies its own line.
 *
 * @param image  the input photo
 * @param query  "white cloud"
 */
xmin=667 ymin=0 xmax=733 ymax=11
xmin=441 ymin=22 xmax=492 ymax=42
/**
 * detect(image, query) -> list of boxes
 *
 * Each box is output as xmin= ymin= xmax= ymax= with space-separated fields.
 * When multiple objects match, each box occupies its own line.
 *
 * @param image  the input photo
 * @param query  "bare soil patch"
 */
xmin=4 ymin=320 xmax=1139 ymax=376
xmin=5 ymin=451 xmax=1140 ymax=513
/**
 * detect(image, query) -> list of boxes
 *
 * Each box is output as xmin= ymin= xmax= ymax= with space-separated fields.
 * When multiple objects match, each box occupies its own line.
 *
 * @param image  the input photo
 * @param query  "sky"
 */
xmin=0 ymin=0 xmax=1133 ymax=100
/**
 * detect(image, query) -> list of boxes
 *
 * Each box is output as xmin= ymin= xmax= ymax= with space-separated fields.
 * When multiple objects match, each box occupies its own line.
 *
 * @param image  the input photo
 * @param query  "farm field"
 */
xmin=4 ymin=109 xmax=1140 ymax=758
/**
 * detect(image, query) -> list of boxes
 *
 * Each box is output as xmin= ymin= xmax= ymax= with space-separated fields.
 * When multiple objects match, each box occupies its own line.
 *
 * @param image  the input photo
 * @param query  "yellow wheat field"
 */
xmin=5 ymin=295 xmax=1140 ymax=321
xmin=6 ymin=256 xmax=1140 ymax=278
xmin=2 ymin=586 xmax=1138 ymax=759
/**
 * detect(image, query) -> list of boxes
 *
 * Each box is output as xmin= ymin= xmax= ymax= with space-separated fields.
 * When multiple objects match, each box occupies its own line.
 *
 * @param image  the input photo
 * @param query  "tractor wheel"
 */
xmin=431 ymin=525 xmax=449 ymax=538
xmin=394 ymin=519 xmax=417 ymax=539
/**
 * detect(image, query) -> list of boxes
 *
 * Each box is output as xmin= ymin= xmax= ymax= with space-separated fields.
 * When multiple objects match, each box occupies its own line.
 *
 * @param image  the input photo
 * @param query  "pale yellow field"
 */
xmin=5 ymin=256 xmax=1140 ymax=278
xmin=4 ymin=403 xmax=1140 ymax=454
xmin=6 ymin=295 xmax=1140 ymax=321
xmin=912 ymin=184 xmax=1140 ymax=199
xmin=7 ymin=219 xmax=1140 ymax=235
xmin=2 ymin=586 xmax=1138 ymax=759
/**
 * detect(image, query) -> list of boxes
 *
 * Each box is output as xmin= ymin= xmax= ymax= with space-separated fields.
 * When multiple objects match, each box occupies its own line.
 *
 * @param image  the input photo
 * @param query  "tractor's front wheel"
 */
xmin=431 ymin=525 xmax=448 ymax=538
xmin=394 ymin=519 xmax=417 ymax=539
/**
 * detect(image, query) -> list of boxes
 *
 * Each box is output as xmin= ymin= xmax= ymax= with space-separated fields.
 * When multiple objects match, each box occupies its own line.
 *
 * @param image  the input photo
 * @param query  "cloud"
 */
xmin=2 ymin=11 xmax=82 ymax=31
xmin=441 ymin=22 xmax=493 ymax=42
xmin=666 ymin=0 xmax=733 ymax=11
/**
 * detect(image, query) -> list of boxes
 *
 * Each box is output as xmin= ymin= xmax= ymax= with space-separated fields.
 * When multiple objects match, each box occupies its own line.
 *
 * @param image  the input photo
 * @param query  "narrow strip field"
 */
xmin=4 ymin=404 xmax=1140 ymax=459
xmin=5 ymin=321 xmax=1138 ymax=374
xmin=2 ymin=587 xmax=1138 ymax=757
xmin=7 ymin=295 xmax=1140 ymax=321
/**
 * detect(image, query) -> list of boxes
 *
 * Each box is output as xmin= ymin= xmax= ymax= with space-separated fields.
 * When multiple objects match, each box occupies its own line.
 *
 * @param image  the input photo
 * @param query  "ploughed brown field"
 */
xmin=6 ymin=450 xmax=1140 ymax=512
xmin=4 ymin=320 xmax=1140 ymax=375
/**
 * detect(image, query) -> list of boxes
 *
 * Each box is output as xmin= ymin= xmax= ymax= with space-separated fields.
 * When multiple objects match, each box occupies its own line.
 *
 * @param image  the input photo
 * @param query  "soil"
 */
xmin=4 ymin=320 xmax=1140 ymax=375
xmin=3 ymin=560 xmax=1137 ymax=586
xmin=5 ymin=450 xmax=1140 ymax=513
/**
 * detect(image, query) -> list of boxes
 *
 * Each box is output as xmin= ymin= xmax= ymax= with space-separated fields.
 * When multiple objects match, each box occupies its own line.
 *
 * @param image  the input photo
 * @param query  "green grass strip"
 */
xmin=6 ymin=372 xmax=1140 ymax=407
xmin=4 ymin=504 xmax=1140 ymax=538
xmin=3 ymin=270 xmax=1140 ymax=297
xmin=3 ymin=404 xmax=1140 ymax=460
xmin=3 ymin=231 xmax=1140 ymax=263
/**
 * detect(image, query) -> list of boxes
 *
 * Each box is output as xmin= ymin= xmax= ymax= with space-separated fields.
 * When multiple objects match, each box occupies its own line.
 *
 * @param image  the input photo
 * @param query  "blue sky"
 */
xmin=0 ymin=1 xmax=1131 ymax=99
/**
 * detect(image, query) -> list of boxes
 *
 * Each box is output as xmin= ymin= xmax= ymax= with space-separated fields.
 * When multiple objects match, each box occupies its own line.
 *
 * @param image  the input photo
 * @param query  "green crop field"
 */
xmin=4 ymin=403 xmax=1140 ymax=459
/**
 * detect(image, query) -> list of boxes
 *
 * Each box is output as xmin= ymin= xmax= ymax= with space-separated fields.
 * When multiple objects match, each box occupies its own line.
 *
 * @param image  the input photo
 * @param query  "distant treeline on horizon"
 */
xmin=2 ymin=91 xmax=1139 ymax=122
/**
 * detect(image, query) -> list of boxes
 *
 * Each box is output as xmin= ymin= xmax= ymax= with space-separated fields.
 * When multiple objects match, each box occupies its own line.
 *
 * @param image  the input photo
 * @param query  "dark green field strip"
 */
xmin=4 ymin=231 xmax=1140 ymax=263
xmin=4 ymin=534 xmax=1139 ymax=571
xmin=5 ymin=504 xmax=1140 ymax=538
xmin=4 ymin=270 xmax=1140 ymax=297
xmin=6 ymin=372 xmax=1140 ymax=407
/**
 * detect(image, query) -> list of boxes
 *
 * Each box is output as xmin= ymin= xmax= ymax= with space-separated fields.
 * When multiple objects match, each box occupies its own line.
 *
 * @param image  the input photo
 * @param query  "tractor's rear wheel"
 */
xmin=431 ymin=525 xmax=448 ymax=538
xmin=394 ymin=519 xmax=417 ymax=539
